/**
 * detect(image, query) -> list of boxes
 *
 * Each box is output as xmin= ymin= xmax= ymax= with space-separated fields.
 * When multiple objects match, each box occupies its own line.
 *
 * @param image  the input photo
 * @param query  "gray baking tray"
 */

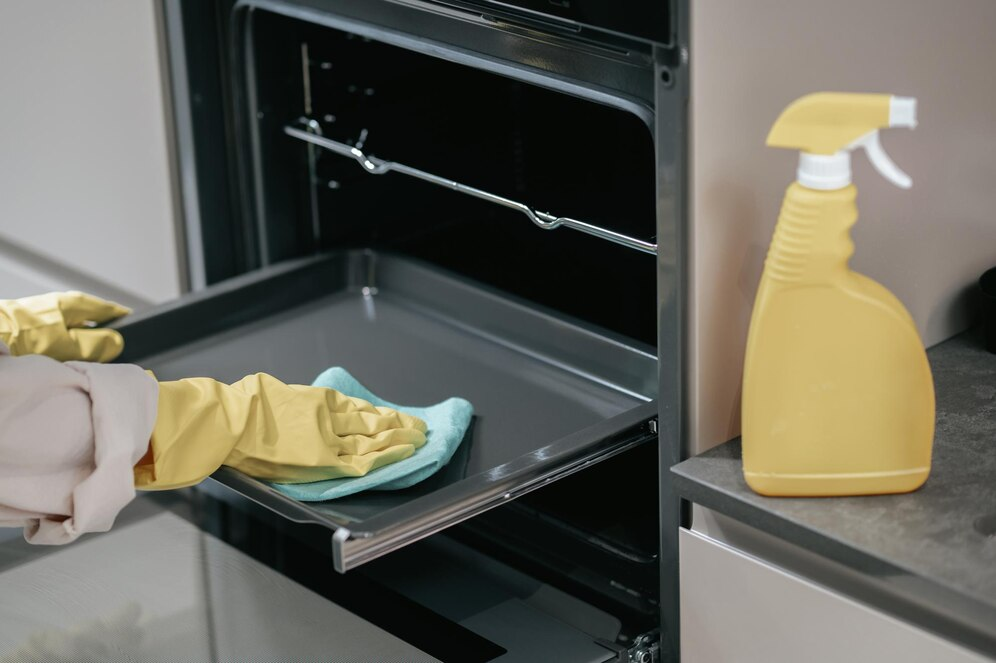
xmin=116 ymin=251 xmax=658 ymax=571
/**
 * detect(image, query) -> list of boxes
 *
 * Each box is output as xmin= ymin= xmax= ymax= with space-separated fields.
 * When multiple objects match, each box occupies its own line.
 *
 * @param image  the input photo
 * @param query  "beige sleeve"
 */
xmin=0 ymin=341 xmax=158 ymax=544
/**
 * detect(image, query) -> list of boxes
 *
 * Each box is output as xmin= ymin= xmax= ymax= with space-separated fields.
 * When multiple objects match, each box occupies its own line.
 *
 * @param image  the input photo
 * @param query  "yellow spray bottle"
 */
xmin=742 ymin=92 xmax=934 ymax=496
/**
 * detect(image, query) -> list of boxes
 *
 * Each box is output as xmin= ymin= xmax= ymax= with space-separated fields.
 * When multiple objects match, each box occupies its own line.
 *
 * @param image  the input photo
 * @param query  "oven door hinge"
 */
xmin=595 ymin=629 xmax=661 ymax=663
xmin=628 ymin=630 xmax=661 ymax=663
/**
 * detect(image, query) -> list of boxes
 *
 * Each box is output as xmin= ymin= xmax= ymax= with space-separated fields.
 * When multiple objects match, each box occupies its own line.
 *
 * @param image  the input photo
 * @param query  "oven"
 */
xmin=0 ymin=2 xmax=686 ymax=661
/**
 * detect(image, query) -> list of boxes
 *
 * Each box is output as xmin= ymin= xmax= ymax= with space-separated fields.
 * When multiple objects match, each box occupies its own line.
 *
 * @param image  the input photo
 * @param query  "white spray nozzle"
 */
xmin=781 ymin=94 xmax=918 ymax=191
xmin=849 ymin=130 xmax=913 ymax=189
xmin=889 ymin=96 xmax=918 ymax=129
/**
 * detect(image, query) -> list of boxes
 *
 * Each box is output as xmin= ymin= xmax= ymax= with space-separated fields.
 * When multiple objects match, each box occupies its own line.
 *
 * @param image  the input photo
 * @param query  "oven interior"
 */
xmin=248 ymin=12 xmax=659 ymax=346
xmin=190 ymin=5 xmax=665 ymax=657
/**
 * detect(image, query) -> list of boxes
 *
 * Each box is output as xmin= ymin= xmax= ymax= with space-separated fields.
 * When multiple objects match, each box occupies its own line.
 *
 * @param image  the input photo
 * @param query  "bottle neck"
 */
xmin=797 ymin=152 xmax=851 ymax=190
xmin=765 ymin=182 xmax=858 ymax=285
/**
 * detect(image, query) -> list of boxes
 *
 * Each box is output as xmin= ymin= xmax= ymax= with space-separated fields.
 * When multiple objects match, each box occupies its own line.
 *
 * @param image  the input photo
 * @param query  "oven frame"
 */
xmin=160 ymin=0 xmax=689 ymax=659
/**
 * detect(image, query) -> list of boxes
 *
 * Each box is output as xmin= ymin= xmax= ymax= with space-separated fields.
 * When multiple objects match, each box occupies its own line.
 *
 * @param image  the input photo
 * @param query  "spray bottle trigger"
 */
xmin=850 ymin=131 xmax=913 ymax=189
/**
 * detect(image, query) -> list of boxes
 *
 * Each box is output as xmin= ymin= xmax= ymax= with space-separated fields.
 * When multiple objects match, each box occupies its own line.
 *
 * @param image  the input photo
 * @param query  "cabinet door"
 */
xmin=680 ymin=528 xmax=990 ymax=663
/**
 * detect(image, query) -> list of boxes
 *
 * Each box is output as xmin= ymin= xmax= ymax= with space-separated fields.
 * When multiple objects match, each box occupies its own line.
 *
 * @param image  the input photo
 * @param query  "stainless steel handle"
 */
xmin=283 ymin=122 xmax=658 ymax=255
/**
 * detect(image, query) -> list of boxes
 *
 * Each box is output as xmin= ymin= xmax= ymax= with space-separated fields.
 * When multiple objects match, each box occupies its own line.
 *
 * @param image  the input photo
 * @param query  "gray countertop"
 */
xmin=672 ymin=331 xmax=996 ymax=654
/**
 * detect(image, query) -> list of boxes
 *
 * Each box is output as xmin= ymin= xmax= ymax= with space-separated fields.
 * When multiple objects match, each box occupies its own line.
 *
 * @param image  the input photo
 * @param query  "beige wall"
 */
xmin=690 ymin=0 xmax=996 ymax=452
xmin=0 ymin=0 xmax=180 ymax=304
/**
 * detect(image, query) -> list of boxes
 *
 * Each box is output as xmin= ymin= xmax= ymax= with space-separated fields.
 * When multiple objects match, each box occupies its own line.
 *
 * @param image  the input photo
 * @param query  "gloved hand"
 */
xmin=135 ymin=372 xmax=428 ymax=490
xmin=0 ymin=291 xmax=129 ymax=362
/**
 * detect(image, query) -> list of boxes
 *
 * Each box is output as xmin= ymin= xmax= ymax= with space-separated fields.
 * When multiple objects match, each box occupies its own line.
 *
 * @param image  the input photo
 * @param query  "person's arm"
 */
xmin=0 ymin=341 xmax=157 ymax=544
xmin=0 ymin=345 xmax=428 ymax=544
xmin=0 ymin=292 xmax=427 ymax=543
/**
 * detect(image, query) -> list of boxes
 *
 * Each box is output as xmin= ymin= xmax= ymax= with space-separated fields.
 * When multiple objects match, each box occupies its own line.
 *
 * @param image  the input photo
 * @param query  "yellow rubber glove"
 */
xmin=0 ymin=291 xmax=129 ymax=362
xmin=135 ymin=373 xmax=428 ymax=490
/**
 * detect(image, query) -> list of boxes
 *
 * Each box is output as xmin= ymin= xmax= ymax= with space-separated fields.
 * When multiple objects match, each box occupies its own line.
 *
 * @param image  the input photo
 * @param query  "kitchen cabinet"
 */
xmin=680 ymin=522 xmax=989 ymax=663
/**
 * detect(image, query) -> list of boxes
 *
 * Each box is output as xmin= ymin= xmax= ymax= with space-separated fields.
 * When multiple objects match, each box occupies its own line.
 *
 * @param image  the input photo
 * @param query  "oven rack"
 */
xmin=283 ymin=119 xmax=658 ymax=255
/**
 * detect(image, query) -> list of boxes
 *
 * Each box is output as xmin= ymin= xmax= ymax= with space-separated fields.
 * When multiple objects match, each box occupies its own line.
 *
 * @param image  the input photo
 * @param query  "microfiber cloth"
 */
xmin=269 ymin=368 xmax=474 ymax=501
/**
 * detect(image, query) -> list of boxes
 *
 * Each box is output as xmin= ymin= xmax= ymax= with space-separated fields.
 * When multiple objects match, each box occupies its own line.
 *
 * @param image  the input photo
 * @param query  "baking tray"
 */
xmin=116 ymin=250 xmax=658 ymax=571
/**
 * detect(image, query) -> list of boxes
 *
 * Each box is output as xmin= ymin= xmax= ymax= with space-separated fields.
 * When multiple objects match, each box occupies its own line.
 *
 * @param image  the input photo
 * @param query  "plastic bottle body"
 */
xmin=742 ymin=183 xmax=934 ymax=496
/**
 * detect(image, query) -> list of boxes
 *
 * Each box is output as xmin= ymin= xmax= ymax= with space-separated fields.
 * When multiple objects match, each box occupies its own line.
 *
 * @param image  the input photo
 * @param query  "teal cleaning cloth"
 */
xmin=269 ymin=368 xmax=474 ymax=502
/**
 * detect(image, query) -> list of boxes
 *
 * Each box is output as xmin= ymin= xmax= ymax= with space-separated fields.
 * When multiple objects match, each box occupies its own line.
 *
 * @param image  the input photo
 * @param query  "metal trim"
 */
xmin=334 ymin=408 xmax=657 ymax=571
xmin=160 ymin=0 xmax=205 ymax=291
xmin=231 ymin=0 xmax=654 ymax=126
xmin=331 ymin=527 xmax=352 ymax=573
xmin=654 ymin=1 xmax=690 ymax=660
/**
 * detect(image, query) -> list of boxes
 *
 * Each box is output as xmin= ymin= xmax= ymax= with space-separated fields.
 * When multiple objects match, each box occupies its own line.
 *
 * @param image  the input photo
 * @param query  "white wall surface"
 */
xmin=690 ymin=0 xmax=996 ymax=452
xmin=0 ymin=0 xmax=180 ymax=304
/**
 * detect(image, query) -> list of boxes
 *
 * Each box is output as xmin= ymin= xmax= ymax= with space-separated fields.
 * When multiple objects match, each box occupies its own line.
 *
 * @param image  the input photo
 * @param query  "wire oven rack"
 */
xmin=283 ymin=118 xmax=658 ymax=255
